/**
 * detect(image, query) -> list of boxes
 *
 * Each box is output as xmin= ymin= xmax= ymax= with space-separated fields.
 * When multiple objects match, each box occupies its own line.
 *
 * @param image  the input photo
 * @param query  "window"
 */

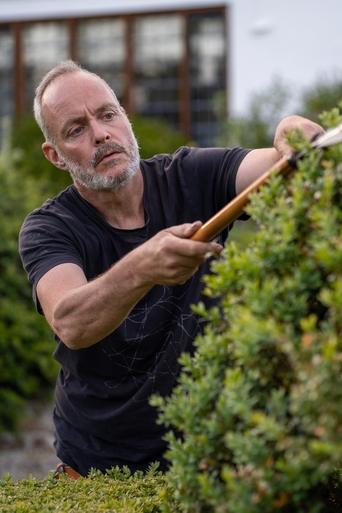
xmin=0 ymin=7 xmax=228 ymax=148
xmin=22 ymin=22 xmax=69 ymax=111
xmin=133 ymin=15 xmax=183 ymax=129
xmin=77 ymin=19 xmax=125 ymax=101
xmin=189 ymin=12 xmax=226 ymax=146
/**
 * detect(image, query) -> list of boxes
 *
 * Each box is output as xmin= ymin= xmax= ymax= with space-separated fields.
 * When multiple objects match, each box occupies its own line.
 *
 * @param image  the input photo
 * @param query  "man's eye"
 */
xmin=103 ymin=111 xmax=115 ymax=120
xmin=69 ymin=126 xmax=83 ymax=137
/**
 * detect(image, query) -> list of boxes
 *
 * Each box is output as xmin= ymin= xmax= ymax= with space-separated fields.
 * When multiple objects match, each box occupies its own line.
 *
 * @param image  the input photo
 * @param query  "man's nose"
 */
xmin=91 ymin=121 xmax=111 ymax=145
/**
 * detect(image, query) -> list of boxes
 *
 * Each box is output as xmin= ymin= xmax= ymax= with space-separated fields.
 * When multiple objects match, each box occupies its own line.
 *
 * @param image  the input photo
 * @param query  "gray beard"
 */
xmin=58 ymin=139 xmax=140 ymax=191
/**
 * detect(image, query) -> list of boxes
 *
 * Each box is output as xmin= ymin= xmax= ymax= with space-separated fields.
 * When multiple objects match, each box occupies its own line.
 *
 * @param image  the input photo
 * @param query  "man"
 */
xmin=19 ymin=60 xmax=322 ymax=477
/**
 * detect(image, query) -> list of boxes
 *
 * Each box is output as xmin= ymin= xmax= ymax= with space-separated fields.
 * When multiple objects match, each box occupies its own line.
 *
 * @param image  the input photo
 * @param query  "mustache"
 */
xmin=92 ymin=142 xmax=127 ymax=167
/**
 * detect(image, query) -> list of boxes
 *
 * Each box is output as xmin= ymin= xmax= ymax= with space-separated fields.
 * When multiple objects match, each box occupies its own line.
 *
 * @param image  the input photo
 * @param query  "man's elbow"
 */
xmin=51 ymin=303 xmax=91 ymax=350
xmin=52 ymin=318 xmax=85 ymax=350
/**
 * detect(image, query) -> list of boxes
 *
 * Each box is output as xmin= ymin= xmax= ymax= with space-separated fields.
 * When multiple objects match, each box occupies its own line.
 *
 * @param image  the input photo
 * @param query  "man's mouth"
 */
xmin=93 ymin=144 xmax=126 ymax=167
xmin=98 ymin=151 xmax=120 ymax=165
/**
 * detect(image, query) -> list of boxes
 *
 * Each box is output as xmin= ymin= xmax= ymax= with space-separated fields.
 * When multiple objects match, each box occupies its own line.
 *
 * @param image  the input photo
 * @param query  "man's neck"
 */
xmin=73 ymin=171 xmax=145 ymax=230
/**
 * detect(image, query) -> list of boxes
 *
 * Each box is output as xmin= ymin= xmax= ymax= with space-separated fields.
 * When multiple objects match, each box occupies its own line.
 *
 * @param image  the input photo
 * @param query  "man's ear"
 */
xmin=42 ymin=142 xmax=67 ymax=170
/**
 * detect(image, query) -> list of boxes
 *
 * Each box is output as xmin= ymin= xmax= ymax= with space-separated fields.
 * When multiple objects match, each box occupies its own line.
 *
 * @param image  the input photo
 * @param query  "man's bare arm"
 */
xmin=37 ymin=222 xmax=222 ymax=350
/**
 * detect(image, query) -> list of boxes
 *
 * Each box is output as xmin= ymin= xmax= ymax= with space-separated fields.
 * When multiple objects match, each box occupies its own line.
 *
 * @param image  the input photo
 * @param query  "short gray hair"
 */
xmin=33 ymin=60 xmax=118 ymax=143
xmin=34 ymin=60 xmax=83 ymax=142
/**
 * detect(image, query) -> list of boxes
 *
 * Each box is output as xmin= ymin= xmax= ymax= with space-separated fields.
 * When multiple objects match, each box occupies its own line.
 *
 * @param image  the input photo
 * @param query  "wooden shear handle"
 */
xmin=191 ymin=156 xmax=292 ymax=242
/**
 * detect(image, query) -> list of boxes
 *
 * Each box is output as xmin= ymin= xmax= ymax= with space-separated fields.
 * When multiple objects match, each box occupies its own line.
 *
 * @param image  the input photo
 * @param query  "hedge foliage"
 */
xmin=0 ymin=152 xmax=58 ymax=432
xmin=0 ymin=466 xmax=165 ymax=513
xmin=153 ymin=108 xmax=342 ymax=512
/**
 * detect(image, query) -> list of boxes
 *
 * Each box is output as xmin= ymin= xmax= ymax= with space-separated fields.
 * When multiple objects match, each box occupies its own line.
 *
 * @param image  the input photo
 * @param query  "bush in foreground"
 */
xmin=154 ymin=109 xmax=342 ymax=512
xmin=0 ymin=467 xmax=164 ymax=513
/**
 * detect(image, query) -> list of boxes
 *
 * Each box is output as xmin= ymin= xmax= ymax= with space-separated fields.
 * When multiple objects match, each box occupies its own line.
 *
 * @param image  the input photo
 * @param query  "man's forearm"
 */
xmin=52 ymin=249 xmax=153 ymax=350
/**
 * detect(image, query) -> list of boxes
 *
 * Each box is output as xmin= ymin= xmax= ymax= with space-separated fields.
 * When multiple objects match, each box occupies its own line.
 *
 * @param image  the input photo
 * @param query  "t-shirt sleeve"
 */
xmin=215 ymin=146 xmax=251 ymax=220
xmin=168 ymin=146 xmax=250 ymax=224
xmin=185 ymin=146 xmax=250 ymax=210
xmin=19 ymin=211 xmax=84 ymax=313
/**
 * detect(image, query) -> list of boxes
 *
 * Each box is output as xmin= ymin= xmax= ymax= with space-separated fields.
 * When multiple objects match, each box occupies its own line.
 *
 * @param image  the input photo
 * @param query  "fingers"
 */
xmin=135 ymin=222 xmax=224 ymax=287
xmin=166 ymin=221 xmax=203 ymax=239
xmin=299 ymin=119 xmax=325 ymax=139
xmin=166 ymin=222 xmax=223 ymax=257
xmin=156 ymin=224 xmax=223 ymax=285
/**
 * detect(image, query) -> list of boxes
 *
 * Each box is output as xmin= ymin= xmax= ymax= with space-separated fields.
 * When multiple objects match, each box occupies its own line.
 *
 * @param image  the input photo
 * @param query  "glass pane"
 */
xmin=0 ymin=26 xmax=14 ymax=146
xmin=22 ymin=22 xmax=69 ymax=111
xmin=189 ymin=12 xmax=226 ymax=146
xmin=133 ymin=15 xmax=183 ymax=129
xmin=77 ymin=19 xmax=125 ymax=101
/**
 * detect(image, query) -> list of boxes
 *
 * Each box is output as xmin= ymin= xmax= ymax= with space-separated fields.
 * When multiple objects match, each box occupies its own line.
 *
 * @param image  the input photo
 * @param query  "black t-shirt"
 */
xmin=19 ymin=146 xmax=249 ymax=475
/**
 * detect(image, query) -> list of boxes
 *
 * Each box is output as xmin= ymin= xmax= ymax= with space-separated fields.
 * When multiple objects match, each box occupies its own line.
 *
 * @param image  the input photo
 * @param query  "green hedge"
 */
xmin=0 ymin=154 xmax=58 ymax=432
xmin=0 ymin=467 xmax=165 ymax=513
xmin=154 ymin=109 xmax=342 ymax=512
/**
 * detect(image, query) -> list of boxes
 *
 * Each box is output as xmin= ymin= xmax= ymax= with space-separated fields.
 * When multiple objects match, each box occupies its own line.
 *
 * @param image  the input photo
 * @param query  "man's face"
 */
xmin=42 ymin=71 xmax=140 ymax=191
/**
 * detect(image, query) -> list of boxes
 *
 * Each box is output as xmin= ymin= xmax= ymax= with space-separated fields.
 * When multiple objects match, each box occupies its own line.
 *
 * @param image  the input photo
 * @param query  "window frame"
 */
xmin=0 ymin=5 xmax=228 ymax=143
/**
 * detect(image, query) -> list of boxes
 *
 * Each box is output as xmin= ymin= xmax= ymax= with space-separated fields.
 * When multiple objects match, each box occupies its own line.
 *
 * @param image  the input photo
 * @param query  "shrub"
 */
xmin=0 ymin=151 xmax=58 ymax=432
xmin=216 ymin=80 xmax=290 ymax=149
xmin=11 ymin=115 xmax=72 ymax=197
xmin=131 ymin=115 xmax=190 ymax=159
xmin=154 ymin=108 xmax=342 ymax=512
xmin=301 ymin=79 xmax=342 ymax=123
xmin=0 ymin=466 xmax=164 ymax=513
xmin=218 ymin=77 xmax=342 ymax=149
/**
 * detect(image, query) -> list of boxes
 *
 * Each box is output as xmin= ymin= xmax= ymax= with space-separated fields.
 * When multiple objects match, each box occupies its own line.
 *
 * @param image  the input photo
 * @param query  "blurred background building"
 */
xmin=0 ymin=0 xmax=341 ymax=147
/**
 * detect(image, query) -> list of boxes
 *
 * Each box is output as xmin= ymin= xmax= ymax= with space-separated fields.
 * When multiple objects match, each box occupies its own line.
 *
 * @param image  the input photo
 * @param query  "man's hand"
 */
xmin=273 ymin=115 xmax=324 ymax=158
xmin=135 ymin=221 xmax=223 ymax=286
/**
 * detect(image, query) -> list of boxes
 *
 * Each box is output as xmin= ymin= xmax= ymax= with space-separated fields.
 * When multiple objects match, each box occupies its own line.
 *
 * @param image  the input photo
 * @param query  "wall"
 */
xmin=229 ymin=0 xmax=342 ymax=114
